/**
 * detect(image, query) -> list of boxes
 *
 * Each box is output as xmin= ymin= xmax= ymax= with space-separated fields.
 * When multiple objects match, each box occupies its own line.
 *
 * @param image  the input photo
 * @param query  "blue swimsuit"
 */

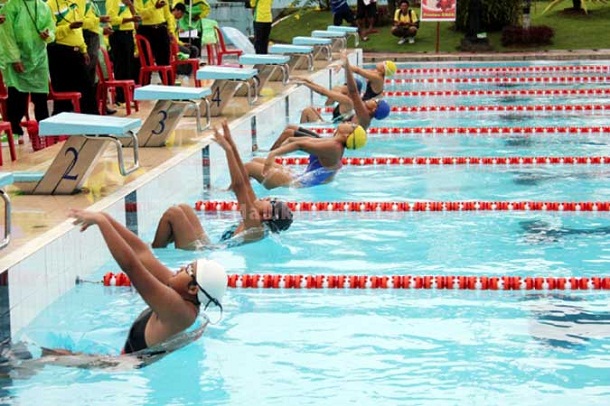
xmin=293 ymin=154 xmax=341 ymax=187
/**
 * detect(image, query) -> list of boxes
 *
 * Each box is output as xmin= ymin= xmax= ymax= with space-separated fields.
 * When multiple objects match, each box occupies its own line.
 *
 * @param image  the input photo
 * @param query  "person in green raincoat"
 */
xmin=0 ymin=0 xmax=55 ymax=138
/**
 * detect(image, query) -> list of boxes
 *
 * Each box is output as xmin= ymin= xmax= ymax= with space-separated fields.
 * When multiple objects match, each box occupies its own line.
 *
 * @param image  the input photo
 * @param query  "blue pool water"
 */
xmin=4 ymin=60 xmax=610 ymax=405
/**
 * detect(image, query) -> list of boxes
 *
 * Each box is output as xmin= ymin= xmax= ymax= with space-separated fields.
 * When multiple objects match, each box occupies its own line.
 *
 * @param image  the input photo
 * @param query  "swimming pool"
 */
xmin=3 ymin=59 xmax=610 ymax=405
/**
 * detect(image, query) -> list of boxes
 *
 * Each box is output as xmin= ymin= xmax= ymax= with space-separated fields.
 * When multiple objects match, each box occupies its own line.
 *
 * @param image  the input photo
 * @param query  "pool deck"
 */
xmin=0 ymin=49 xmax=608 ymax=270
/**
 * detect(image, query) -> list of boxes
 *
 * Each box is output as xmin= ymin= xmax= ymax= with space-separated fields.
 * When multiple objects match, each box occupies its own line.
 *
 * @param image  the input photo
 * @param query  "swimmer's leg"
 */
xmin=326 ymin=84 xmax=348 ymax=105
xmin=270 ymin=125 xmax=299 ymax=151
xmin=245 ymin=159 xmax=293 ymax=189
xmin=300 ymin=106 xmax=324 ymax=124
xmin=152 ymin=204 xmax=210 ymax=249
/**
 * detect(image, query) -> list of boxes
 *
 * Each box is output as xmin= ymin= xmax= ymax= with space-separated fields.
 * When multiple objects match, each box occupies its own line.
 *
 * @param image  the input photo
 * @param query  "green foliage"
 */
xmin=454 ymin=0 xmax=522 ymax=32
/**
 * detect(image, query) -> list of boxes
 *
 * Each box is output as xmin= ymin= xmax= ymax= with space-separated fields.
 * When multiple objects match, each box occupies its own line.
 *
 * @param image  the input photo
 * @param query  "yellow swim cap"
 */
xmin=346 ymin=125 xmax=367 ymax=150
xmin=384 ymin=60 xmax=397 ymax=77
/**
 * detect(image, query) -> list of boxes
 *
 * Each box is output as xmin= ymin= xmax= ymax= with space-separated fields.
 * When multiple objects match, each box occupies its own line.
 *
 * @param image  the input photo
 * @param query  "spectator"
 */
xmin=134 ymin=0 xmax=176 ymax=83
xmin=356 ymin=0 xmax=377 ymax=39
xmin=47 ymin=0 xmax=98 ymax=114
xmin=250 ymin=0 xmax=272 ymax=54
xmin=330 ymin=0 xmax=367 ymax=41
xmin=392 ymin=0 xmax=419 ymax=45
xmin=106 ymin=0 xmax=140 ymax=106
xmin=0 ymin=0 xmax=55 ymax=139
xmin=78 ymin=0 xmax=112 ymax=114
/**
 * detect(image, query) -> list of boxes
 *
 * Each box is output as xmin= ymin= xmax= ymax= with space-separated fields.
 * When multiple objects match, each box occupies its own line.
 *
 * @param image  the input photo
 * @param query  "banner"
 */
xmin=420 ymin=0 xmax=457 ymax=21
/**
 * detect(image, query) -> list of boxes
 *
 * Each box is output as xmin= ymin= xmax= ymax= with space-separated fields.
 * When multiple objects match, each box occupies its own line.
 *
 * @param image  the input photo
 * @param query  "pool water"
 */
xmin=4 ymin=60 xmax=610 ymax=405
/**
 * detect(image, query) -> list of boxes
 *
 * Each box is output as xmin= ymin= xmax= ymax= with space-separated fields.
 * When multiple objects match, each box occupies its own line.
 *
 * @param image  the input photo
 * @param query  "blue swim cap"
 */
xmin=373 ymin=99 xmax=391 ymax=120
xmin=355 ymin=78 xmax=364 ymax=94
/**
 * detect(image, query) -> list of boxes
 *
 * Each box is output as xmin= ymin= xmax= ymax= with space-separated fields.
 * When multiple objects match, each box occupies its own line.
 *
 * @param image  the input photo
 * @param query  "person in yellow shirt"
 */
xmin=46 ymin=0 xmax=97 ymax=114
xmin=249 ymin=0 xmax=272 ymax=54
xmin=392 ymin=0 xmax=418 ymax=45
xmin=77 ymin=0 xmax=111 ymax=113
xmin=134 ymin=0 xmax=176 ymax=82
xmin=106 ymin=0 xmax=140 ymax=104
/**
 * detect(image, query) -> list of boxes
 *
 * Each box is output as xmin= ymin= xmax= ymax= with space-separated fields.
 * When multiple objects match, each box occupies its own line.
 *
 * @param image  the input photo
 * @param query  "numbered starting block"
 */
xmin=0 ymin=172 xmax=13 ymax=249
xmin=14 ymin=113 xmax=141 ymax=195
xmin=327 ymin=25 xmax=359 ymax=47
xmin=292 ymin=37 xmax=332 ymax=62
xmin=196 ymin=66 xmax=258 ymax=117
xmin=131 ymin=85 xmax=212 ymax=147
xmin=311 ymin=30 xmax=347 ymax=52
xmin=237 ymin=54 xmax=290 ymax=95
xmin=269 ymin=44 xmax=314 ymax=73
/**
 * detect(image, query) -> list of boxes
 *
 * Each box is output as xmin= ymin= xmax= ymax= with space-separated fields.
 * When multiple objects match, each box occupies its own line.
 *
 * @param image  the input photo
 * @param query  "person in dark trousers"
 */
xmin=134 ymin=0 xmax=175 ymax=83
xmin=250 ymin=0 xmax=272 ymax=54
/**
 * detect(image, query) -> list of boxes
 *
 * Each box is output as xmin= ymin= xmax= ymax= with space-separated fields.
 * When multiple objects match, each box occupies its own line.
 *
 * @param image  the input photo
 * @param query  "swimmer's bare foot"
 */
xmin=41 ymin=347 xmax=79 ymax=357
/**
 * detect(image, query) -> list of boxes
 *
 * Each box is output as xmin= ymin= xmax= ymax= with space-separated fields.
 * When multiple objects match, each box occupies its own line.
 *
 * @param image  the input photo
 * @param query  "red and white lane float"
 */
xmin=395 ymin=65 xmax=610 ymax=75
xmin=275 ymin=156 xmax=610 ymax=166
xmin=316 ymin=104 xmax=610 ymax=114
xmin=194 ymin=200 xmax=610 ymax=213
xmin=386 ymin=75 xmax=610 ymax=85
xmin=309 ymin=126 xmax=610 ymax=136
xmin=384 ymin=88 xmax=610 ymax=98
xmin=95 ymin=272 xmax=610 ymax=291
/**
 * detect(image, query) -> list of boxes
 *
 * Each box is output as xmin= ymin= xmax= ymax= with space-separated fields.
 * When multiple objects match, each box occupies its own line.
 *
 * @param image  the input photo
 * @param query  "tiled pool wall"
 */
xmin=0 ymin=50 xmax=361 ymax=341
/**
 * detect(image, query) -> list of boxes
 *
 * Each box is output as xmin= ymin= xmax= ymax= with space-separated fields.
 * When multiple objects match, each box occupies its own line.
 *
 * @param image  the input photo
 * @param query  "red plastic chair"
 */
xmin=212 ymin=26 xmax=242 ymax=66
xmin=170 ymin=37 xmax=201 ymax=87
xmin=96 ymin=47 xmax=139 ymax=115
xmin=49 ymin=81 xmax=81 ymax=112
xmin=135 ymin=34 xmax=174 ymax=86
xmin=0 ymin=121 xmax=17 ymax=164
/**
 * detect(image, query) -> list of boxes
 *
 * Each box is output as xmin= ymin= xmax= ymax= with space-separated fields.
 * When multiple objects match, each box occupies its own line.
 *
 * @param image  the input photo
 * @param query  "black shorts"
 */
xmin=356 ymin=0 xmax=377 ymax=19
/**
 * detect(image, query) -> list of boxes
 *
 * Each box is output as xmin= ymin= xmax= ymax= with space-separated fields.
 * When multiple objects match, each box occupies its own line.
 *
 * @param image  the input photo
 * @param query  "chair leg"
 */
xmin=123 ymin=85 xmax=132 ymax=116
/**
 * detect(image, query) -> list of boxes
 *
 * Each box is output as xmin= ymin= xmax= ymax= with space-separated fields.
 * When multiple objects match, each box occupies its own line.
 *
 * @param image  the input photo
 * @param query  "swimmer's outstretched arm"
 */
xmin=213 ymin=122 xmax=263 ymax=233
xmin=221 ymin=120 xmax=257 ymax=203
xmin=344 ymin=56 xmax=371 ymax=129
xmin=69 ymin=209 xmax=192 ymax=324
xmin=293 ymin=76 xmax=353 ymax=107
xmin=98 ymin=212 xmax=173 ymax=284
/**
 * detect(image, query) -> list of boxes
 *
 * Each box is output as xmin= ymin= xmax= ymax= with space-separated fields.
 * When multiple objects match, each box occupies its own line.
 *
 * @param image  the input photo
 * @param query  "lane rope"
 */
xmin=316 ymin=104 xmax=610 ymax=114
xmin=384 ymin=88 xmax=610 ymax=97
xmin=91 ymin=272 xmax=610 ymax=291
xmin=275 ymin=156 xmax=610 ymax=166
xmin=194 ymin=200 xmax=610 ymax=212
xmin=395 ymin=65 xmax=610 ymax=75
xmin=310 ymin=126 xmax=610 ymax=136
xmin=385 ymin=76 xmax=610 ymax=84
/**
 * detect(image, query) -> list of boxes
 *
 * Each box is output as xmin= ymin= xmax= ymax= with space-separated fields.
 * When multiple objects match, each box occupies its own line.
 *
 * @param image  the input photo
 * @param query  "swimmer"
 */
xmin=0 ymin=210 xmax=229 ymax=374
xmin=152 ymin=120 xmax=294 ymax=250
xmin=296 ymin=55 xmax=391 ymax=130
xmin=245 ymin=121 xmax=367 ymax=189
xmin=269 ymin=55 xmax=387 ymax=151
xmin=328 ymin=59 xmax=396 ymax=101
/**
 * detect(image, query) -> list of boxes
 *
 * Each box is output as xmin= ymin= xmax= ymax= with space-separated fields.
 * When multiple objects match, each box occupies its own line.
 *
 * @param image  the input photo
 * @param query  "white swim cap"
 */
xmin=195 ymin=259 xmax=228 ymax=308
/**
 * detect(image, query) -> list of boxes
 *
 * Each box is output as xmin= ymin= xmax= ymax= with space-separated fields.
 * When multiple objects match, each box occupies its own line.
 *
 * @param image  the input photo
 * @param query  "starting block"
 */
xmin=0 ymin=172 xmax=13 ymax=249
xmin=292 ymin=37 xmax=332 ymax=61
xmin=131 ymin=85 xmax=212 ymax=147
xmin=238 ymin=54 xmax=291 ymax=93
xmin=269 ymin=44 xmax=314 ymax=73
xmin=327 ymin=25 xmax=359 ymax=47
xmin=14 ymin=113 xmax=141 ymax=195
xmin=311 ymin=30 xmax=347 ymax=52
xmin=196 ymin=66 xmax=258 ymax=116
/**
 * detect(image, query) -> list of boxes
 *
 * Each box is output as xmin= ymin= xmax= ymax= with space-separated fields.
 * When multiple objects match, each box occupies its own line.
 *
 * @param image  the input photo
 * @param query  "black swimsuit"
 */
xmin=362 ymin=81 xmax=381 ymax=101
xmin=123 ymin=308 xmax=154 ymax=354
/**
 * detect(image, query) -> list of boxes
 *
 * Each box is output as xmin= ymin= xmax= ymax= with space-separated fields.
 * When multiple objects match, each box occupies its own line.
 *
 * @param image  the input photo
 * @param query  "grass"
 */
xmin=270 ymin=1 xmax=610 ymax=53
